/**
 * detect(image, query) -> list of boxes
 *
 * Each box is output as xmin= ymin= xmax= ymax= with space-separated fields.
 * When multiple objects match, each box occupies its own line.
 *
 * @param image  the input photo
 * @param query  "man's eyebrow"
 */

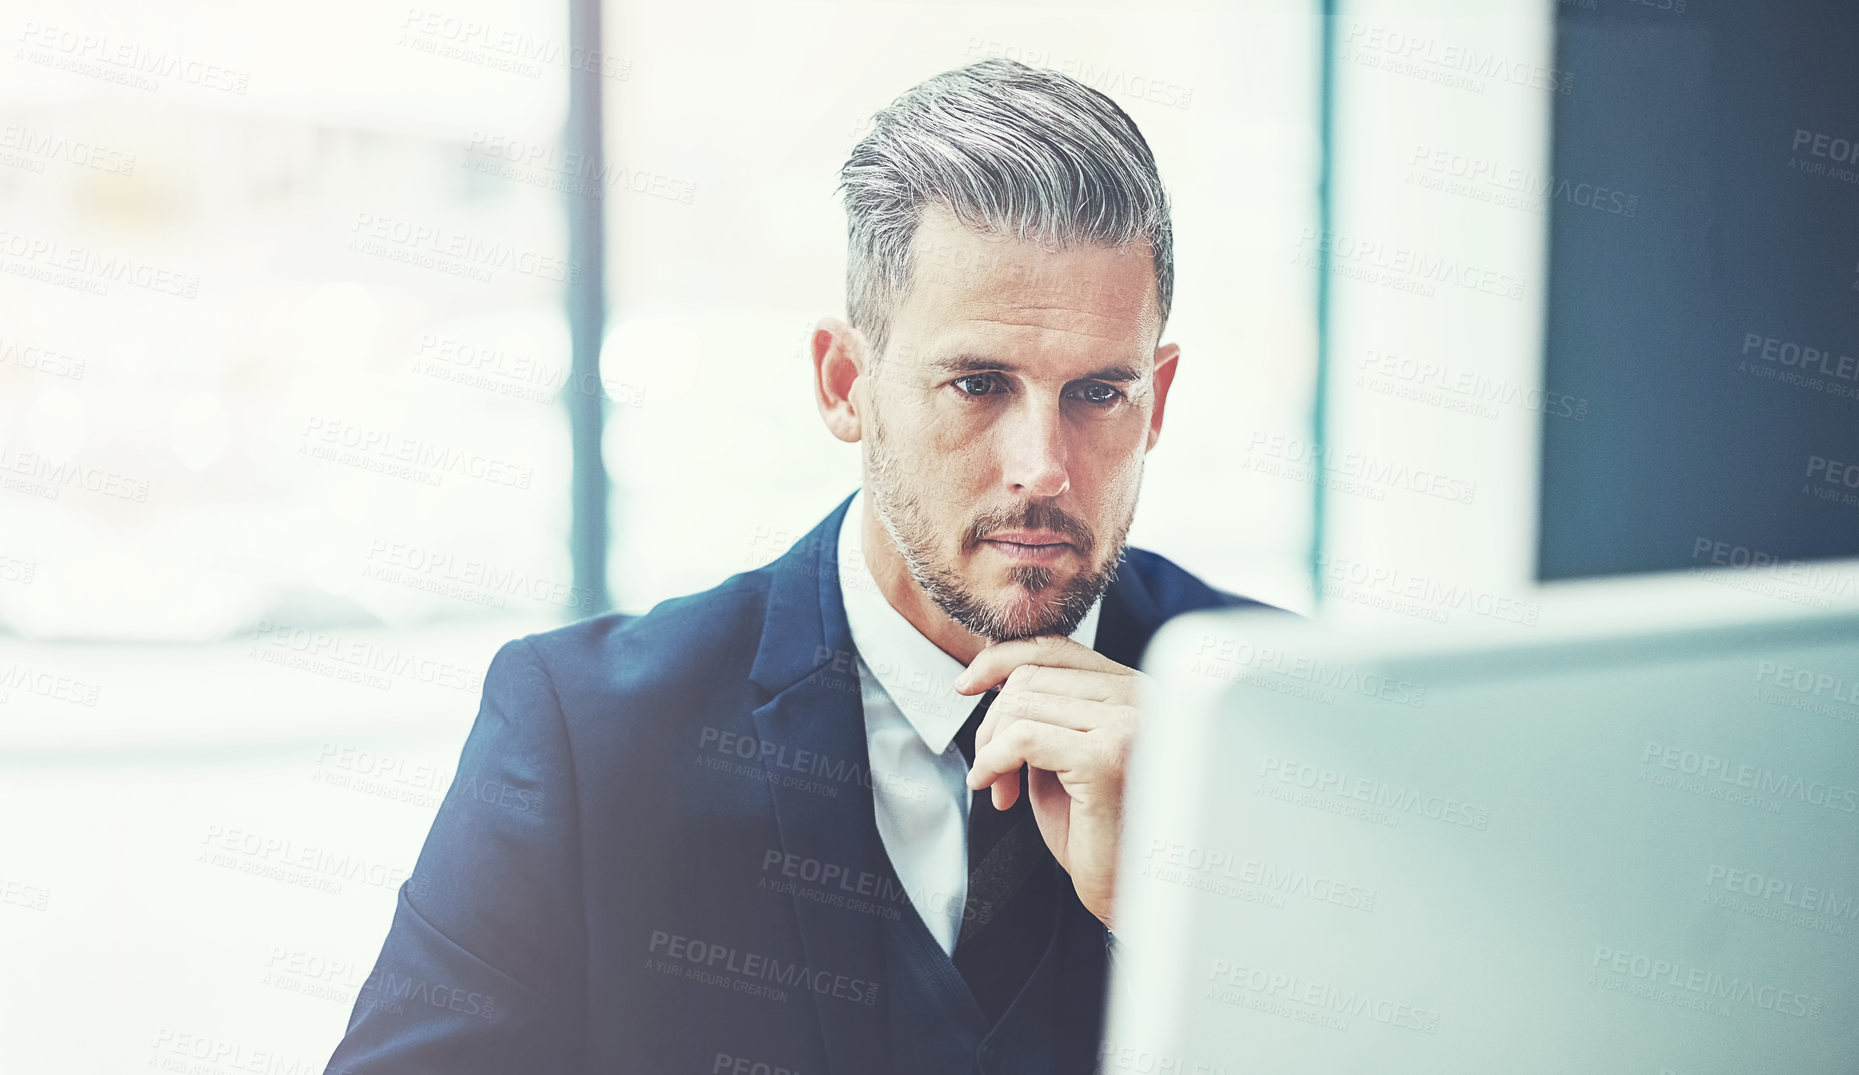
xmin=924 ymin=355 xmax=1148 ymax=382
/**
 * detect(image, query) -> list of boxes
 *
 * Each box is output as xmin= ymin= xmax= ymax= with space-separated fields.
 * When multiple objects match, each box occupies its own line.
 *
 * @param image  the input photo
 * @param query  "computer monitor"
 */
xmin=1105 ymin=586 xmax=1859 ymax=1074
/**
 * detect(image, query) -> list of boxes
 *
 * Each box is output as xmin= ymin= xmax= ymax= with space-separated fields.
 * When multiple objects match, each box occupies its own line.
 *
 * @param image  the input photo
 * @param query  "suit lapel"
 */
xmin=1094 ymin=551 xmax=1167 ymax=669
xmin=743 ymin=495 xmax=1171 ymax=1075
xmin=749 ymin=491 xmax=895 ymax=1075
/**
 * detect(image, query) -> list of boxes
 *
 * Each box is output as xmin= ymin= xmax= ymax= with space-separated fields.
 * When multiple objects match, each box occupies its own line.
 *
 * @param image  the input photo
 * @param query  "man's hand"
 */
xmin=955 ymin=635 xmax=1146 ymax=931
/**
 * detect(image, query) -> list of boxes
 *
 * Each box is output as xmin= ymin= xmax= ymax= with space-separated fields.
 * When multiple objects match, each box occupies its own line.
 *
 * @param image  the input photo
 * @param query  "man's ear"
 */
xmin=813 ymin=317 xmax=869 ymax=444
xmin=1146 ymin=342 xmax=1180 ymax=453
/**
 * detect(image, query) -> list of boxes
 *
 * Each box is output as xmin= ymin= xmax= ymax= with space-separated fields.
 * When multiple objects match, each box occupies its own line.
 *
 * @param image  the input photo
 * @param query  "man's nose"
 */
xmin=998 ymin=400 xmax=1071 ymax=498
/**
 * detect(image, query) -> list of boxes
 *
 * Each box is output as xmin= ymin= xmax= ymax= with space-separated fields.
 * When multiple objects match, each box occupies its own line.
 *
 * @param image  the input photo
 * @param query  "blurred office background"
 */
xmin=2 ymin=0 xmax=1855 ymax=1069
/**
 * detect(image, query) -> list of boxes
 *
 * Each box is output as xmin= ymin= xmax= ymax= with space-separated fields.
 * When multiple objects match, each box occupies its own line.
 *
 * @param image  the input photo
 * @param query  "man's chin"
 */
xmin=968 ymin=585 xmax=1084 ymax=640
xmin=974 ymin=570 xmax=1061 ymax=604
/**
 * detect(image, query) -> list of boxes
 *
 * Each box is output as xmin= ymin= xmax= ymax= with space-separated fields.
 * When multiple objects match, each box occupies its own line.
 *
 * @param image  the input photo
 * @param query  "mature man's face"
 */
xmin=858 ymin=204 xmax=1174 ymax=643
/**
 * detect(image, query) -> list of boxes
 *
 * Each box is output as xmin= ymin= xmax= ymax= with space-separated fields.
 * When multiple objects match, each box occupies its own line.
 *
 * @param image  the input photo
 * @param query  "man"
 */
xmin=326 ymin=59 xmax=1276 ymax=1075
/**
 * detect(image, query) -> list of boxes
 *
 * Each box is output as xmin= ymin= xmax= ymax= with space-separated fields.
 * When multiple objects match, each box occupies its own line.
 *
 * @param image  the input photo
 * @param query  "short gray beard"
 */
xmin=864 ymin=405 xmax=1134 ymax=643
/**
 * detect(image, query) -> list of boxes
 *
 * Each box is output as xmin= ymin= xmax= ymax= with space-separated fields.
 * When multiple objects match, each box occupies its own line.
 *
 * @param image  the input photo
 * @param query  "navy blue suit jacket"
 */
xmin=325 ymin=491 xmax=1274 ymax=1074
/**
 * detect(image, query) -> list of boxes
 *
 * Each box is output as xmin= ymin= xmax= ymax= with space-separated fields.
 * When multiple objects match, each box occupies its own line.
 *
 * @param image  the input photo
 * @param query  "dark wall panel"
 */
xmin=1539 ymin=0 xmax=1859 ymax=580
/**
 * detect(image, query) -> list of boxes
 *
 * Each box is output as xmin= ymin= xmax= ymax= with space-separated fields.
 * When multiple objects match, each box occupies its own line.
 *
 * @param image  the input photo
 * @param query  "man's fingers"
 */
xmin=975 ymin=689 xmax=1116 ymax=756
xmin=956 ymin=635 xmax=1128 ymax=694
xmin=966 ymin=721 xmax=1097 ymax=796
xmin=996 ymin=663 xmax=1124 ymax=703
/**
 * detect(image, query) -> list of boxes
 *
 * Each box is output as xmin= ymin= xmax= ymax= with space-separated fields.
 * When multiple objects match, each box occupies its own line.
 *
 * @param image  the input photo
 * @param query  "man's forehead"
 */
xmin=914 ymin=350 xmax=1150 ymax=385
xmin=883 ymin=315 xmax=1155 ymax=379
xmin=902 ymin=205 xmax=1161 ymax=323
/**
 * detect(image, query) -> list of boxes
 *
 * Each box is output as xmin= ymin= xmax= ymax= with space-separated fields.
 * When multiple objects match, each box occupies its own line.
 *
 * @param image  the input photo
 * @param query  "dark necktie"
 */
xmin=950 ymin=688 xmax=1060 ymax=1026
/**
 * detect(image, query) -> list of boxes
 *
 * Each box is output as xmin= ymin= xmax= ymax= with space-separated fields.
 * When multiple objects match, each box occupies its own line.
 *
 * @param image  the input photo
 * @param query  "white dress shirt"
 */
xmin=836 ymin=489 xmax=1101 ymax=955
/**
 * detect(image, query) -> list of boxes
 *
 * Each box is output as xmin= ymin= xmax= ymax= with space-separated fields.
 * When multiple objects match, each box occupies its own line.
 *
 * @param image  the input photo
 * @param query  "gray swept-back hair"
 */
xmin=838 ymin=58 xmax=1174 ymax=362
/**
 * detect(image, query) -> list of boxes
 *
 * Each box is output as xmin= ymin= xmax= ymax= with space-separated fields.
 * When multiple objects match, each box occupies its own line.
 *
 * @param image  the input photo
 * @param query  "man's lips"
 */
xmin=983 ymin=531 xmax=1073 ymax=548
xmin=979 ymin=533 xmax=1076 ymax=563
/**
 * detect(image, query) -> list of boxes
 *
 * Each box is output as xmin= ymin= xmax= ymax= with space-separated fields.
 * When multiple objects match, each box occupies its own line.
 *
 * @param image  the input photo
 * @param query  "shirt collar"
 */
xmin=837 ymin=488 xmax=1102 ymax=755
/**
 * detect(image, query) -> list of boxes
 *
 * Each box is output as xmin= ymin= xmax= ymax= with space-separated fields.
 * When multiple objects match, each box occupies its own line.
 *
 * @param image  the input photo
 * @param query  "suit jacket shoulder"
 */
xmin=514 ymin=510 xmax=1281 ymax=726
xmin=515 ymin=529 xmax=1276 ymax=725
xmin=325 ymin=491 xmax=1283 ymax=1074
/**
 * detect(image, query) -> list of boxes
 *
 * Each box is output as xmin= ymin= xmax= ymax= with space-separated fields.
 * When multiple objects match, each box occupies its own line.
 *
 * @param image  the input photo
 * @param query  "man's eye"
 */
xmin=952 ymin=374 xmax=1001 ymax=397
xmin=1076 ymin=383 xmax=1125 ymax=406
